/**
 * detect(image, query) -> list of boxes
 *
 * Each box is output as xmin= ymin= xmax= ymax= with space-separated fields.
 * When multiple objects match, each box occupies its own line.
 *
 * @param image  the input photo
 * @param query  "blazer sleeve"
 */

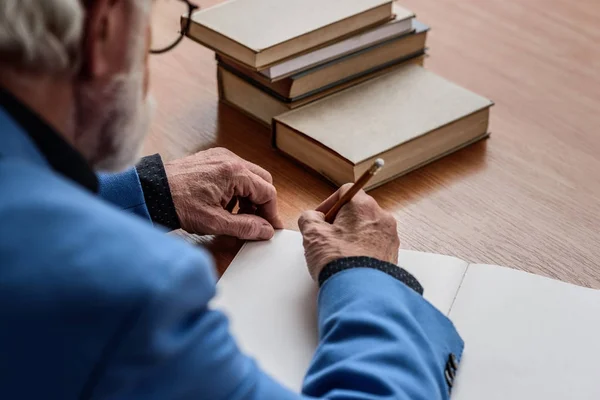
xmin=86 ymin=250 xmax=463 ymax=400
xmin=97 ymin=168 xmax=152 ymax=223
xmin=97 ymin=154 xmax=180 ymax=229
xmin=303 ymin=267 xmax=464 ymax=399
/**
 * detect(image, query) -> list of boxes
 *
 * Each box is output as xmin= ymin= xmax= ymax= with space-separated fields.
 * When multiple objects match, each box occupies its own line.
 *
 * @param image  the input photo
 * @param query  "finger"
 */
xmin=315 ymin=191 xmax=340 ymax=214
xmin=335 ymin=190 xmax=381 ymax=222
xmin=348 ymin=190 xmax=380 ymax=210
xmin=217 ymin=148 xmax=273 ymax=184
xmin=315 ymin=183 xmax=355 ymax=213
xmin=257 ymin=200 xmax=284 ymax=229
xmin=216 ymin=209 xmax=275 ymax=240
xmin=349 ymin=189 xmax=375 ymax=205
xmin=233 ymin=171 xmax=283 ymax=229
xmin=298 ymin=210 xmax=326 ymax=233
xmin=241 ymin=160 xmax=273 ymax=184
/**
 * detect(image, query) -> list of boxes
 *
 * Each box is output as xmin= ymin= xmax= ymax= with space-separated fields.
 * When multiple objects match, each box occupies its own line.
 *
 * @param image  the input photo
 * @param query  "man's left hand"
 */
xmin=165 ymin=148 xmax=284 ymax=240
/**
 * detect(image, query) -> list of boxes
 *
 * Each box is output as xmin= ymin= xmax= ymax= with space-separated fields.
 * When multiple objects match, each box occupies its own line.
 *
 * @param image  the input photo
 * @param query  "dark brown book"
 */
xmin=218 ymin=55 xmax=425 ymax=126
xmin=218 ymin=21 xmax=429 ymax=102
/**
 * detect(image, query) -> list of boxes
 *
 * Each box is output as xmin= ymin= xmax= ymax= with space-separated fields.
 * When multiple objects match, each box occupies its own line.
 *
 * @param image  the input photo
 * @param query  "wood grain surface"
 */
xmin=148 ymin=0 xmax=600 ymax=287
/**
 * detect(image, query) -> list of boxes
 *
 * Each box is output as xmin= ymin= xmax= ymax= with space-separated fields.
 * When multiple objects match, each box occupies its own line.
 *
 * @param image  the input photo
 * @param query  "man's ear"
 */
xmin=81 ymin=0 xmax=129 ymax=80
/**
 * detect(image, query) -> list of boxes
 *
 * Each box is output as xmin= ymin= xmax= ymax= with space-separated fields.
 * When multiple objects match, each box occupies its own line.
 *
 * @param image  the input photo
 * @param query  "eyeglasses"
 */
xmin=150 ymin=0 xmax=199 ymax=55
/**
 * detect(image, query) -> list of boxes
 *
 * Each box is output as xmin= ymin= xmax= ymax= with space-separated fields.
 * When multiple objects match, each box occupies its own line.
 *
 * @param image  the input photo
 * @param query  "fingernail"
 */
xmin=260 ymin=224 xmax=275 ymax=240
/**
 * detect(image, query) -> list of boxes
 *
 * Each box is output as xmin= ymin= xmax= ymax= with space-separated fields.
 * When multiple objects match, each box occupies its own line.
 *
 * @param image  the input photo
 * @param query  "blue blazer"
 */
xmin=0 ymin=107 xmax=464 ymax=399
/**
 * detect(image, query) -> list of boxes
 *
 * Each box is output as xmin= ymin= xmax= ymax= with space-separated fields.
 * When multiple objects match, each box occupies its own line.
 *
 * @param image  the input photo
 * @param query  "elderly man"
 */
xmin=0 ymin=1 xmax=463 ymax=399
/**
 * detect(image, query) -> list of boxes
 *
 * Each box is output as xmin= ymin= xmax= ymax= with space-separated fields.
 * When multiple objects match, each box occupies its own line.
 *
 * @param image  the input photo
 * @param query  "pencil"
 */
xmin=324 ymin=159 xmax=385 ymax=223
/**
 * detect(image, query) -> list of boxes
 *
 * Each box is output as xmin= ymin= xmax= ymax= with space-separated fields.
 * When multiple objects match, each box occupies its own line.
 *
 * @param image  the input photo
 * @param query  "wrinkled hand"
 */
xmin=298 ymin=184 xmax=400 ymax=280
xmin=165 ymin=148 xmax=283 ymax=240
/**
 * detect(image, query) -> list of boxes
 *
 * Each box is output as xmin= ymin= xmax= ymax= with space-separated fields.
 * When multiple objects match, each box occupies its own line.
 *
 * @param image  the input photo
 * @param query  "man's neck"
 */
xmin=0 ymin=69 xmax=75 ymax=147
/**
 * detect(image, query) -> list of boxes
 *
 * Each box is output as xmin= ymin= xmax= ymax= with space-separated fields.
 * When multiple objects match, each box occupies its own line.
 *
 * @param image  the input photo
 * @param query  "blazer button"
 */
xmin=445 ymin=369 xmax=454 ymax=387
xmin=449 ymin=353 xmax=459 ymax=371
xmin=446 ymin=364 xmax=456 ymax=380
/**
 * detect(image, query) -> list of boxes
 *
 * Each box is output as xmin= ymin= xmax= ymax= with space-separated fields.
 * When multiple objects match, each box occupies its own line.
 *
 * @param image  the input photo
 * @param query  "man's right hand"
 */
xmin=298 ymin=184 xmax=400 ymax=281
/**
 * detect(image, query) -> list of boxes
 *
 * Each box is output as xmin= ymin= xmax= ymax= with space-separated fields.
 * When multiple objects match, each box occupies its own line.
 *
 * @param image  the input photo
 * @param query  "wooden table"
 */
xmin=147 ymin=0 xmax=600 ymax=288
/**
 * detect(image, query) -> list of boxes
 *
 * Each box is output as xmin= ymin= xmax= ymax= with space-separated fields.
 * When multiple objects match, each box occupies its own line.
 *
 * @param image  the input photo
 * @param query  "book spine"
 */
xmin=219 ymin=50 xmax=426 ymax=104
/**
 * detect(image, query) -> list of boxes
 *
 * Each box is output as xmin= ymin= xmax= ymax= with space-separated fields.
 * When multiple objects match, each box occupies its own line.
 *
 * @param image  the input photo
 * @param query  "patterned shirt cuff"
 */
xmin=318 ymin=257 xmax=424 ymax=295
xmin=136 ymin=154 xmax=181 ymax=231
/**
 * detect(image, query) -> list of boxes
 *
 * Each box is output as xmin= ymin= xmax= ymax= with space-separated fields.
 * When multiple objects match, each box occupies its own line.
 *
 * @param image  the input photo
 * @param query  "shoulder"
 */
xmin=0 ymin=158 xmax=220 ymax=397
xmin=0 ymin=157 xmax=216 ymax=309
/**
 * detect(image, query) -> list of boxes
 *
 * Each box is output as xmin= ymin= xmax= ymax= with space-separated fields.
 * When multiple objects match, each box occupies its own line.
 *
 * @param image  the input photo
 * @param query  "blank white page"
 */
xmin=211 ymin=230 xmax=318 ymax=391
xmin=399 ymin=250 xmax=468 ymax=315
xmin=449 ymin=264 xmax=600 ymax=400
xmin=211 ymin=230 xmax=467 ymax=391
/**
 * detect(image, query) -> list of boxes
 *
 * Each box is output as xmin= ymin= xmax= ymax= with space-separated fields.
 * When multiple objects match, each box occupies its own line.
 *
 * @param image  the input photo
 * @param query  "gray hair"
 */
xmin=0 ymin=0 xmax=151 ymax=75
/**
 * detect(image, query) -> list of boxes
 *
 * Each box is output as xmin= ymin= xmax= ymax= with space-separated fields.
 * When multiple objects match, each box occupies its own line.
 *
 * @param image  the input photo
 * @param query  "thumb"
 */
xmin=298 ymin=210 xmax=326 ymax=233
xmin=217 ymin=210 xmax=275 ymax=240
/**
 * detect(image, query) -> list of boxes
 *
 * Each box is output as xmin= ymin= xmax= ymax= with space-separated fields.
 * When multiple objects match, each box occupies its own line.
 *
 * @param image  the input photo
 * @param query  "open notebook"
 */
xmin=212 ymin=230 xmax=600 ymax=399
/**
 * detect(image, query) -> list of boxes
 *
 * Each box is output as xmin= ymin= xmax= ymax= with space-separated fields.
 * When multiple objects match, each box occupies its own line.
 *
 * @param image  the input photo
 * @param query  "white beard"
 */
xmin=72 ymin=0 xmax=154 ymax=172
xmin=73 ymin=71 xmax=155 ymax=172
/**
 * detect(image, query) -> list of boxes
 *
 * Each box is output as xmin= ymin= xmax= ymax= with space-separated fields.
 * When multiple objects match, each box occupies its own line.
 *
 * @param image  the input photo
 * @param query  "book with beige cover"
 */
xmin=273 ymin=64 xmax=493 ymax=190
xmin=256 ymin=4 xmax=416 ymax=80
xmin=184 ymin=0 xmax=394 ymax=70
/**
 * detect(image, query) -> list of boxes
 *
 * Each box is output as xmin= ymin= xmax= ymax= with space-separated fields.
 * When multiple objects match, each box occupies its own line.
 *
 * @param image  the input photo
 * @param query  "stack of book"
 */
xmin=185 ymin=0 xmax=493 ymax=190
